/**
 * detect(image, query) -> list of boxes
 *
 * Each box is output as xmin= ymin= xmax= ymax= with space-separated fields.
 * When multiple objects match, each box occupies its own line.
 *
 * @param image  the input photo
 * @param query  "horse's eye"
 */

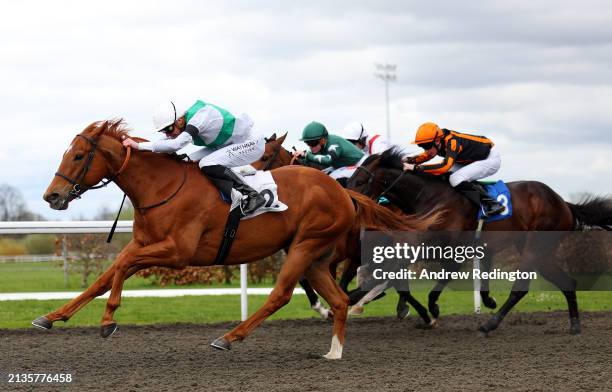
xmin=74 ymin=153 xmax=84 ymax=161
xmin=355 ymin=180 xmax=365 ymax=187
xmin=261 ymin=155 xmax=268 ymax=161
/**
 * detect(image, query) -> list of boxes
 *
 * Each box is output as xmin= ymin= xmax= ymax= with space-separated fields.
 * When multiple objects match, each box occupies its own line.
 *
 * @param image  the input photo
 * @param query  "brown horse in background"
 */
xmin=35 ymin=120 xmax=436 ymax=359
xmin=348 ymin=148 xmax=612 ymax=335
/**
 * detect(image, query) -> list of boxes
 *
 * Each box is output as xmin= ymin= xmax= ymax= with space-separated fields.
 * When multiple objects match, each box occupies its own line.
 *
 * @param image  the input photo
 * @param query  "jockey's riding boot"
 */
xmin=455 ymin=181 xmax=505 ymax=217
xmin=200 ymin=165 xmax=266 ymax=215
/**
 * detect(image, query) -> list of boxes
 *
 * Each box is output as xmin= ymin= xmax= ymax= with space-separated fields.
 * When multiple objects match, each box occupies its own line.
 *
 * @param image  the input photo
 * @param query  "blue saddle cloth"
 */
xmin=477 ymin=180 xmax=513 ymax=223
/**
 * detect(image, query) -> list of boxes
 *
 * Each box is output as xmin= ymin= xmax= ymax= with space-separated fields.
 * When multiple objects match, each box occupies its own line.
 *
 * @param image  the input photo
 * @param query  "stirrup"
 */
xmin=240 ymin=193 xmax=266 ymax=215
xmin=481 ymin=203 xmax=505 ymax=217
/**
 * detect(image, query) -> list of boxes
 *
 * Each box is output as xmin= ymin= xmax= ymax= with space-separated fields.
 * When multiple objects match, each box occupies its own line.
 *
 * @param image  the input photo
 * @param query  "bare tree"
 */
xmin=0 ymin=183 xmax=44 ymax=221
xmin=64 ymin=234 xmax=120 ymax=288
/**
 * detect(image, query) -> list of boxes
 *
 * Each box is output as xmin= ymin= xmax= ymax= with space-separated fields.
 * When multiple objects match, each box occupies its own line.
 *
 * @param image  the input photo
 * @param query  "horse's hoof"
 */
xmin=478 ymin=317 xmax=499 ymax=335
xmin=210 ymin=336 xmax=231 ymax=351
xmin=482 ymin=296 xmax=497 ymax=309
xmin=348 ymin=305 xmax=364 ymax=316
xmin=396 ymin=305 xmax=410 ymax=320
xmin=311 ymin=301 xmax=332 ymax=320
xmin=570 ymin=318 xmax=581 ymax=335
xmin=100 ymin=323 xmax=118 ymax=338
xmin=32 ymin=316 xmax=52 ymax=330
xmin=322 ymin=352 xmax=342 ymax=360
xmin=415 ymin=319 xmax=438 ymax=330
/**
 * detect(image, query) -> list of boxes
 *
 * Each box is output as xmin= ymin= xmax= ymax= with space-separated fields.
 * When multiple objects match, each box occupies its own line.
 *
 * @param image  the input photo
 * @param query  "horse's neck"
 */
xmin=106 ymin=142 xmax=192 ymax=208
xmin=279 ymin=147 xmax=293 ymax=167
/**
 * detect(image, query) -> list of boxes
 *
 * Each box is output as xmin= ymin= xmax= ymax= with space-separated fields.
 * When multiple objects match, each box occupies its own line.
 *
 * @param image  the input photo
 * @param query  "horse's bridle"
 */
xmin=354 ymin=165 xmax=423 ymax=204
xmin=55 ymin=133 xmax=188 ymax=212
xmin=55 ymin=134 xmax=132 ymax=198
xmin=262 ymin=144 xmax=282 ymax=171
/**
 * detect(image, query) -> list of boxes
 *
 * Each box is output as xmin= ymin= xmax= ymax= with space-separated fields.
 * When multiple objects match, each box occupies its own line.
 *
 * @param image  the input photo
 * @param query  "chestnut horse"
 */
xmin=35 ymin=120 xmax=435 ymax=359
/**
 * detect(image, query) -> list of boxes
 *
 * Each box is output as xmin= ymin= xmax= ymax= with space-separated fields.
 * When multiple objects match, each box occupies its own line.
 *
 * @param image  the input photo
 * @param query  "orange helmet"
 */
xmin=412 ymin=122 xmax=443 ymax=144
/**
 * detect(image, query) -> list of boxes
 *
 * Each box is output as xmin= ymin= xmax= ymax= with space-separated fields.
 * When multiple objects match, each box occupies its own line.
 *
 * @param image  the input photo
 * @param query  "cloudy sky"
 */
xmin=1 ymin=0 xmax=611 ymax=220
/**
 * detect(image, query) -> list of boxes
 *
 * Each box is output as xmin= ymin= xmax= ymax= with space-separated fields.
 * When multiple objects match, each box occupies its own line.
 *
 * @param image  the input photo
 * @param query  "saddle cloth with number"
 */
xmin=476 ymin=180 xmax=513 ymax=223
xmin=231 ymin=165 xmax=288 ymax=220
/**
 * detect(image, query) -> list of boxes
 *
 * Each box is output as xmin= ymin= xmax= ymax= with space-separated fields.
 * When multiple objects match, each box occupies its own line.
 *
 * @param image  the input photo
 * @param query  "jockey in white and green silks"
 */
xmin=293 ymin=121 xmax=365 ymax=183
xmin=122 ymin=100 xmax=266 ymax=215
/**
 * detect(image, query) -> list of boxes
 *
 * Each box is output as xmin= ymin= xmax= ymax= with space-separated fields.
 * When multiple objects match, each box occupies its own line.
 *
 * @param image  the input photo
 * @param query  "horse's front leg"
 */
xmin=32 ymin=242 xmax=142 ymax=330
xmin=427 ymin=260 xmax=463 ymax=319
xmin=100 ymin=238 xmax=187 ymax=338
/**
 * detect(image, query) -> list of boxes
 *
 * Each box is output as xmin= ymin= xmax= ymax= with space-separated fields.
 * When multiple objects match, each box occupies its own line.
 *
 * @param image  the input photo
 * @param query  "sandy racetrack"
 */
xmin=1 ymin=311 xmax=611 ymax=391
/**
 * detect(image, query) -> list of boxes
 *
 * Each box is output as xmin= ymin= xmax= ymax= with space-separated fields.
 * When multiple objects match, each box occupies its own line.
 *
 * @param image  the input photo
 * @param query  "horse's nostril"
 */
xmin=44 ymin=192 xmax=59 ymax=203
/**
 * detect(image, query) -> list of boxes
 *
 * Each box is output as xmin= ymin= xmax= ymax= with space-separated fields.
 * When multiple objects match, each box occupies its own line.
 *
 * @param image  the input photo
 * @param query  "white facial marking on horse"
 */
xmin=63 ymin=144 xmax=74 ymax=157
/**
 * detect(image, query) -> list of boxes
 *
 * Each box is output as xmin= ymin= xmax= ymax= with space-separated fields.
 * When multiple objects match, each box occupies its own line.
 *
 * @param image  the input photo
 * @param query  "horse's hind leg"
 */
xmin=478 ymin=275 xmax=531 ymax=335
xmin=402 ymin=291 xmax=433 ymax=325
xmin=479 ymin=252 xmax=497 ymax=309
xmin=427 ymin=262 xmax=461 ymax=319
xmin=339 ymin=257 xmax=360 ymax=293
xmin=537 ymin=262 xmax=580 ymax=335
xmin=304 ymin=258 xmax=349 ymax=359
xmin=300 ymin=277 xmax=330 ymax=319
xmin=213 ymin=240 xmax=332 ymax=351
xmin=396 ymin=291 xmax=410 ymax=320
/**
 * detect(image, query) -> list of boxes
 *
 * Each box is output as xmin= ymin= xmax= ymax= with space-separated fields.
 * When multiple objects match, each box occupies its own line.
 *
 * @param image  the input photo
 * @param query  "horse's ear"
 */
xmin=277 ymin=132 xmax=287 ymax=144
xmin=89 ymin=121 xmax=108 ymax=139
xmin=269 ymin=133 xmax=277 ymax=141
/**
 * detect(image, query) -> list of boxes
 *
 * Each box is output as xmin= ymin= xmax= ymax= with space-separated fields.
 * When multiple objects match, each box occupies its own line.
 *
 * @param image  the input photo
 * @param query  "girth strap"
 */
xmin=213 ymin=205 xmax=243 ymax=265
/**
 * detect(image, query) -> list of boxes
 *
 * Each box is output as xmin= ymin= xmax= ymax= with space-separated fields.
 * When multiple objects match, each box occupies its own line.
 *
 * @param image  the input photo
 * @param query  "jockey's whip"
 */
xmin=106 ymin=193 xmax=127 ymax=243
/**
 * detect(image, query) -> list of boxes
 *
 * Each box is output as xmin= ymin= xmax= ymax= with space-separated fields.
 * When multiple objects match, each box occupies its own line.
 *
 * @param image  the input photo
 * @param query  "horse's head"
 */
xmin=348 ymin=148 xmax=405 ymax=195
xmin=348 ymin=148 xmax=423 ymax=213
xmin=43 ymin=120 xmax=128 ymax=210
xmin=252 ymin=132 xmax=291 ymax=170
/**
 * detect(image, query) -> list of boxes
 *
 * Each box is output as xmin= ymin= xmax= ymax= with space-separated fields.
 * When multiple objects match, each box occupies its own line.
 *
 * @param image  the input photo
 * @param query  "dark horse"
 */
xmin=347 ymin=148 xmax=612 ymax=334
xmin=252 ymin=134 xmax=435 ymax=324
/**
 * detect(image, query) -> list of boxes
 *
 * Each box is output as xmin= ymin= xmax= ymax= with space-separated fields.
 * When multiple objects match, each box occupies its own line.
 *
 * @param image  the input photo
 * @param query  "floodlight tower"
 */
xmin=374 ymin=63 xmax=397 ymax=141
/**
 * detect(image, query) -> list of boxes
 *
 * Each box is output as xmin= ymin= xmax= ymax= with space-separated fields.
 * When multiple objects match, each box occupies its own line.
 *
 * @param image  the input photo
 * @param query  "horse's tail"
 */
xmin=346 ymin=189 xmax=440 ymax=231
xmin=567 ymin=195 xmax=612 ymax=231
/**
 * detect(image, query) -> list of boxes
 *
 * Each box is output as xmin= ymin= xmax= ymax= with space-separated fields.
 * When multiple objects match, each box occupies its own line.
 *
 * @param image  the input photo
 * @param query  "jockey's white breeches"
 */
xmin=189 ymin=136 xmax=265 ymax=168
xmin=449 ymin=146 xmax=501 ymax=187
xmin=328 ymin=155 xmax=368 ymax=180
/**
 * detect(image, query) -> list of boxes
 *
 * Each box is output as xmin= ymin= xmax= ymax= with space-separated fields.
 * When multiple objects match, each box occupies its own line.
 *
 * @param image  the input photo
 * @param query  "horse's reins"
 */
xmin=355 ymin=165 xmax=424 ymax=205
xmin=132 ymin=168 xmax=188 ymax=211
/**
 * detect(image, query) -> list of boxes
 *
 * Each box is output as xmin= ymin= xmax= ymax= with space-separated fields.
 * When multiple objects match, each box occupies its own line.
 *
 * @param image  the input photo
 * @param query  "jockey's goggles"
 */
xmin=417 ymin=141 xmax=434 ymax=150
xmin=160 ymin=124 xmax=175 ymax=135
xmin=305 ymin=139 xmax=320 ymax=147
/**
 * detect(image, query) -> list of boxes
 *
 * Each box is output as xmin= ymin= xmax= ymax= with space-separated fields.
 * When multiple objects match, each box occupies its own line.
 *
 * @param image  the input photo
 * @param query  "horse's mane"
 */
xmin=378 ymin=147 xmax=405 ymax=170
xmin=82 ymin=119 xmax=197 ymax=166
xmin=84 ymin=119 xmax=148 ymax=143
xmin=371 ymin=147 xmax=448 ymax=183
